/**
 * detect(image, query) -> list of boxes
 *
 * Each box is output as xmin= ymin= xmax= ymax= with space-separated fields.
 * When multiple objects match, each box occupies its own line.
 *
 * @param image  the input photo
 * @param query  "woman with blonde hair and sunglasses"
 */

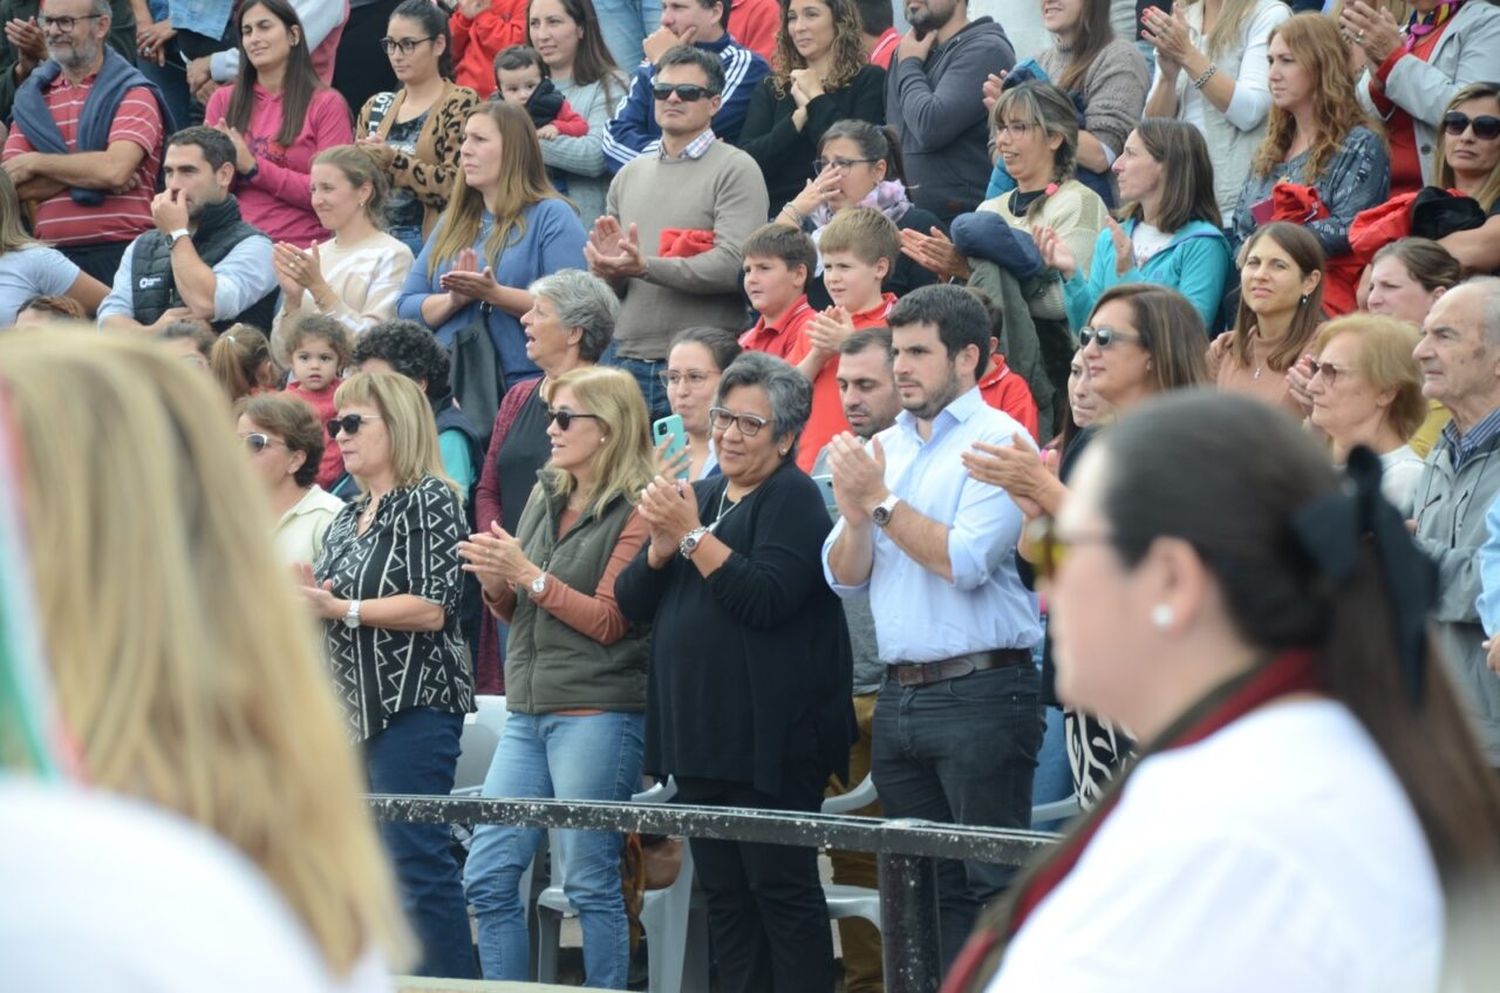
xmin=1426 ymin=82 xmax=1500 ymax=273
xmin=458 ymin=365 xmax=655 ymax=987
xmin=0 ymin=332 xmax=410 ymax=987
xmin=305 ymin=371 xmax=476 ymax=980
xmin=1304 ymin=314 xmax=1428 ymax=515
xmin=235 ymin=392 xmax=347 ymax=566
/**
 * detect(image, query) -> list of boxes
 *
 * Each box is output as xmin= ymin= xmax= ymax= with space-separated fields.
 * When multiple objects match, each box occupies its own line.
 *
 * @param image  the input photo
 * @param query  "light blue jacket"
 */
xmin=1063 ymin=218 xmax=1231 ymax=332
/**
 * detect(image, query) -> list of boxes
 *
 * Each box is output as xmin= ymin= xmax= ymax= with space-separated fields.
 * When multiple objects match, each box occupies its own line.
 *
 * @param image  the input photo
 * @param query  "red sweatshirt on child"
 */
xmin=284 ymin=379 xmax=346 ymax=489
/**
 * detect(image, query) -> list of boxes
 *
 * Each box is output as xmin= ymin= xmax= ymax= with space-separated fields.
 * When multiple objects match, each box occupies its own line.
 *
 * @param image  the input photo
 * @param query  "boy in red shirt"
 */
xmin=792 ymin=207 xmax=898 ymax=470
xmin=738 ymin=223 xmax=818 ymax=361
xmin=966 ymin=288 xmax=1040 ymax=439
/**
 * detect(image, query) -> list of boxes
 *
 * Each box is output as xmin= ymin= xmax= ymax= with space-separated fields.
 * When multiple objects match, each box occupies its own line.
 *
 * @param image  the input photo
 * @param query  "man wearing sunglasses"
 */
xmin=589 ymin=45 xmax=768 ymax=420
xmin=602 ymin=0 xmax=766 ymax=172
xmin=822 ymin=284 xmax=1043 ymax=969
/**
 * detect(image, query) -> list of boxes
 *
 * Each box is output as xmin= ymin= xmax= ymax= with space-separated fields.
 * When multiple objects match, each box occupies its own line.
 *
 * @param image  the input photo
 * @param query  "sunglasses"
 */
xmin=243 ymin=433 xmax=281 ymax=454
xmin=651 ymin=83 xmax=714 ymax=102
xmin=1078 ymin=325 xmax=1143 ymax=350
xmin=1442 ymin=111 xmax=1500 ymax=141
xmin=708 ymin=407 xmax=768 ymax=437
xmin=327 ymin=414 xmax=380 ymax=439
xmin=1309 ymin=360 xmax=1353 ymax=386
xmin=547 ymin=408 xmax=604 ymax=431
xmin=1026 ymin=517 xmax=1112 ymax=581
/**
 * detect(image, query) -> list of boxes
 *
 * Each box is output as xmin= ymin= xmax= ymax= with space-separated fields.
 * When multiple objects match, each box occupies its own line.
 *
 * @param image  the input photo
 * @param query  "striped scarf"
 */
xmin=1406 ymin=0 xmax=1464 ymax=51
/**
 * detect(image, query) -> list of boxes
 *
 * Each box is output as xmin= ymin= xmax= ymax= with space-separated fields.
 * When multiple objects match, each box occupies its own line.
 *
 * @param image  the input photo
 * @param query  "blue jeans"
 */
xmin=599 ymin=342 xmax=670 ymax=421
xmin=365 ymin=706 xmax=477 ymax=979
xmin=871 ymin=664 xmax=1042 ymax=968
xmin=463 ymin=710 xmax=645 ymax=988
xmin=390 ymin=223 xmax=426 ymax=261
xmin=592 ymin=0 xmax=662 ymax=71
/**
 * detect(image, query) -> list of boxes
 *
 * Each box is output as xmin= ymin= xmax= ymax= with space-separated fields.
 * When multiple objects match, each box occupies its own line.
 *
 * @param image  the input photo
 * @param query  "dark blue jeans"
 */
xmin=871 ymin=664 xmax=1043 ymax=967
xmin=366 ymin=706 xmax=477 ymax=979
xmin=599 ymin=342 xmax=670 ymax=422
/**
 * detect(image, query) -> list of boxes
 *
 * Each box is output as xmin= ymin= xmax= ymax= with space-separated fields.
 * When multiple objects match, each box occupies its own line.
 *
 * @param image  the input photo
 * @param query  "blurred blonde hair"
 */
xmin=334 ymin=371 xmax=461 ymax=496
xmin=1312 ymin=313 xmax=1427 ymax=441
xmin=0 ymin=329 xmax=411 ymax=976
xmin=540 ymin=366 xmax=655 ymax=516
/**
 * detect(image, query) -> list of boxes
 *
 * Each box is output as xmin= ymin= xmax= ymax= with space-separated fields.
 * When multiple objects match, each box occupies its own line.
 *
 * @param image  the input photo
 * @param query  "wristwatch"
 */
xmin=871 ymin=494 xmax=902 ymax=528
xmin=167 ymin=227 xmax=190 ymax=247
xmin=679 ymin=526 xmax=710 ymax=559
xmin=342 ymin=599 xmax=362 ymax=629
xmin=530 ymin=572 xmax=547 ymax=596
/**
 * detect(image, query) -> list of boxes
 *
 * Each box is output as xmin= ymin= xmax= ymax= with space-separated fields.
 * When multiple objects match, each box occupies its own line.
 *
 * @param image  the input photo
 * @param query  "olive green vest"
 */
xmin=503 ymin=482 xmax=649 ymax=714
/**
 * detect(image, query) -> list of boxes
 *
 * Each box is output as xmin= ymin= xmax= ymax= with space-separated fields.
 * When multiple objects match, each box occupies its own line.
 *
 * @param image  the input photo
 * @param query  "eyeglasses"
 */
xmin=38 ymin=13 xmax=102 ymax=31
xmin=659 ymin=369 xmax=715 ymax=389
xmin=327 ymin=414 xmax=381 ymax=438
xmin=651 ymin=83 xmax=714 ymax=102
xmin=708 ymin=406 xmax=768 ymax=437
xmin=380 ymin=35 xmax=437 ymax=56
xmin=243 ymin=433 xmax=283 ymax=454
xmin=1026 ymin=517 xmax=1113 ymax=581
xmin=812 ymin=156 xmax=877 ymax=174
xmin=1078 ymin=325 xmax=1144 ymax=350
xmin=995 ymin=121 xmax=1036 ymax=138
xmin=547 ymin=408 xmax=604 ymax=431
xmin=1442 ymin=111 xmax=1500 ymax=141
xmin=1309 ymin=361 xmax=1354 ymax=386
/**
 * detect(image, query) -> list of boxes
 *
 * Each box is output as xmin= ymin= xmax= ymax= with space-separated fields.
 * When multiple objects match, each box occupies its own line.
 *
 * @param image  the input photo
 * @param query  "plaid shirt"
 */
xmin=1441 ymin=405 xmax=1500 ymax=470
xmin=662 ymin=128 xmax=717 ymax=161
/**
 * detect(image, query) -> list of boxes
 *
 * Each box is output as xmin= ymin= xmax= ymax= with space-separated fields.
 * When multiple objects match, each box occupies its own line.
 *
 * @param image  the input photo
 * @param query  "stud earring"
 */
xmin=1151 ymin=603 xmax=1174 ymax=629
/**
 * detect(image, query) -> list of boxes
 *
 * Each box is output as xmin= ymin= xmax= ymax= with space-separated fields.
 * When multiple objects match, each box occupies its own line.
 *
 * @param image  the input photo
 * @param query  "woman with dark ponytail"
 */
xmin=355 ymin=0 xmax=480 ymax=258
xmin=944 ymin=389 xmax=1500 ymax=992
xmin=777 ymin=119 xmax=943 ymax=309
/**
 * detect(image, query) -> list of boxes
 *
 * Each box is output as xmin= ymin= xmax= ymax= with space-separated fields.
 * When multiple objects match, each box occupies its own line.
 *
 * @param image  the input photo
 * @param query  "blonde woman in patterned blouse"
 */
xmin=305 ymin=371 xmax=476 ymax=980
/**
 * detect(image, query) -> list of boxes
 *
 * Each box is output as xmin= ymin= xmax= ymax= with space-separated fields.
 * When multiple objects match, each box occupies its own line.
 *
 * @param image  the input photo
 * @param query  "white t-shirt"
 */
xmin=0 ymin=779 xmax=389 ymax=993
xmin=989 ymin=700 xmax=1443 ymax=993
xmin=1130 ymin=221 xmax=1174 ymax=269
xmin=0 ymin=244 xmax=81 ymax=325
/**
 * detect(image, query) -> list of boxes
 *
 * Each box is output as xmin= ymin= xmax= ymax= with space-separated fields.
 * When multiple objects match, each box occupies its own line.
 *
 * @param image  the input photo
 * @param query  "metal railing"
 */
xmin=370 ymin=793 xmax=1060 ymax=993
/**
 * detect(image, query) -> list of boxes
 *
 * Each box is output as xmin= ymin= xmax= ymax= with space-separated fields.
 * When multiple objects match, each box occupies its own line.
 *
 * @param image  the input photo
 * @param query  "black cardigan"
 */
xmin=737 ymin=64 xmax=887 ymax=217
xmin=616 ymin=461 xmax=855 ymax=798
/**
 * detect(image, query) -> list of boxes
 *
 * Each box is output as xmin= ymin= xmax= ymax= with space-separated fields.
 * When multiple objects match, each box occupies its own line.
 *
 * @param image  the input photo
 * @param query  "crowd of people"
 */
xmin=7 ymin=0 xmax=1500 ymax=988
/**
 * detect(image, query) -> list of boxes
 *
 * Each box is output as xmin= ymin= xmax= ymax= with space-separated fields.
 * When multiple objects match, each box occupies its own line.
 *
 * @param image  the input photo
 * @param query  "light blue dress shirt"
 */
xmin=820 ymin=386 xmax=1043 ymax=663
xmin=1477 ymin=491 xmax=1500 ymax=637
xmin=95 ymin=230 xmax=276 ymax=325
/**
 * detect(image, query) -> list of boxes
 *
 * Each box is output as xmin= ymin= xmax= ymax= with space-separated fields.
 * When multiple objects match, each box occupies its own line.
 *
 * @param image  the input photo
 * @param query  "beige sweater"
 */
xmin=604 ymin=139 xmax=769 ymax=360
xmin=270 ymin=231 xmax=414 ymax=362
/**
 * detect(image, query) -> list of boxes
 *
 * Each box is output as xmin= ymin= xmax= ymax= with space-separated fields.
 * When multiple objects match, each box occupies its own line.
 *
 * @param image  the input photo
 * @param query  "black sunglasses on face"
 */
xmin=547 ymin=408 xmax=604 ymax=431
xmin=1442 ymin=111 xmax=1500 ymax=141
xmin=1078 ymin=325 xmax=1143 ymax=350
xmin=651 ymin=83 xmax=714 ymax=102
xmin=327 ymin=414 xmax=380 ymax=439
xmin=380 ymin=35 xmax=436 ymax=56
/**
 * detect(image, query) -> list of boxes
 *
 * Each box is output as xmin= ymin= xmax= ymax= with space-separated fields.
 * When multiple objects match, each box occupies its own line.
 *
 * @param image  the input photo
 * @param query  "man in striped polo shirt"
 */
xmin=2 ymin=0 xmax=168 ymax=285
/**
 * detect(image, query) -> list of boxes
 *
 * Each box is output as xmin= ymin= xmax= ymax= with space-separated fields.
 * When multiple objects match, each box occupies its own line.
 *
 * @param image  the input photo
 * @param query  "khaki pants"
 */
xmin=826 ymin=692 xmax=883 ymax=993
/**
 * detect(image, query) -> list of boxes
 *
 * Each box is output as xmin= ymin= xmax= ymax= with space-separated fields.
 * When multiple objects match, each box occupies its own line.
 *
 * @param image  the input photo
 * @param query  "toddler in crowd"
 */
xmin=280 ymin=314 xmax=352 ymax=489
xmin=491 ymin=46 xmax=587 ymax=192
xmin=209 ymin=324 xmax=278 ymax=406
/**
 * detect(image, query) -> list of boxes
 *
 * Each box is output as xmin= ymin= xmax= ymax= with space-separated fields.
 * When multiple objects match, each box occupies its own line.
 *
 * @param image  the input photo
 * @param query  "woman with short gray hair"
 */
xmin=617 ymin=351 xmax=854 ymax=992
xmin=471 ymin=268 xmax=616 ymax=692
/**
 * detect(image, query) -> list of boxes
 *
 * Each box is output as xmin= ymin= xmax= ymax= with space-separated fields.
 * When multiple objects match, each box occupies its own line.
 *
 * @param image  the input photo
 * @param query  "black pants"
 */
xmin=677 ymin=764 xmax=835 ymax=993
xmin=334 ymin=0 xmax=401 ymax=125
xmin=61 ymin=241 xmax=129 ymax=289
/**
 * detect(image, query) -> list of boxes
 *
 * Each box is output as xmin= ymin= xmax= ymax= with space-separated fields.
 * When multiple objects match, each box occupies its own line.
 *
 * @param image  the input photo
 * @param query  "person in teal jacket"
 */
xmin=1035 ymin=118 xmax=1232 ymax=333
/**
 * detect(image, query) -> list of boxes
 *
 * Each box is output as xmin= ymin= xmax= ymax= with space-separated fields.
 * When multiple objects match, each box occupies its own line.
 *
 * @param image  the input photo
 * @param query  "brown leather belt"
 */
xmin=886 ymin=648 xmax=1031 ymax=687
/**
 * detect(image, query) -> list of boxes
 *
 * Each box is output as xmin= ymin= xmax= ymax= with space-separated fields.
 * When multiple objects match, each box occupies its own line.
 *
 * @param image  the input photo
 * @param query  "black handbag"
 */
xmin=449 ymin=302 xmax=503 ymax=452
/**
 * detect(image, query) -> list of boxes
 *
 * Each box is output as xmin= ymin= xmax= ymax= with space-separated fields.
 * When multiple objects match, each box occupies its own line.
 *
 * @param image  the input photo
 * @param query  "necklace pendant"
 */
xmin=1253 ymin=365 xmax=1262 ymax=381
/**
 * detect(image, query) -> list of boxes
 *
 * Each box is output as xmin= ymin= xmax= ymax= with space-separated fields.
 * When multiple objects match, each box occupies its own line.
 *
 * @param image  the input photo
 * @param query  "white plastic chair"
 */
xmin=820 ymin=775 xmax=882 ymax=929
xmin=1029 ymin=792 xmax=1081 ymax=829
xmin=533 ymin=778 xmax=709 ymax=993
xmin=453 ymin=695 xmax=508 ymax=796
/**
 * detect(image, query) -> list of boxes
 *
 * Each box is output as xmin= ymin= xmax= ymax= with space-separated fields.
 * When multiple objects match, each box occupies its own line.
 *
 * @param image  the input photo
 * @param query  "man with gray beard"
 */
xmin=3 ymin=0 xmax=171 ymax=284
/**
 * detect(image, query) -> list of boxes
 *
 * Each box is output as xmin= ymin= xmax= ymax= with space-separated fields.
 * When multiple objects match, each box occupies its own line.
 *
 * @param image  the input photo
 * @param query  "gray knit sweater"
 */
xmin=1037 ymin=38 xmax=1150 ymax=160
xmin=604 ymin=139 xmax=769 ymax=360
xmin=544 ymin=74 xmax=629 ymax=229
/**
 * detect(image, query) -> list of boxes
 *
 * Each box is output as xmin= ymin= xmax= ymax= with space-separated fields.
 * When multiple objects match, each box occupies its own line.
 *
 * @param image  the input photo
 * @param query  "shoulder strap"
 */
xmin=364 ymin=91 xmax=397 ymax=136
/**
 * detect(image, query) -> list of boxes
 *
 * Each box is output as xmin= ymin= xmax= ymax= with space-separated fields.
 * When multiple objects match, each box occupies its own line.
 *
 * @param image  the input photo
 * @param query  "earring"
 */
xmin=1151 ymin=604 xmax=1174 ymax=629
xmin=779 ymin=448 xmax=788 ymax=456
xmin=1299 ymin=294 xmax=1308 ymax=306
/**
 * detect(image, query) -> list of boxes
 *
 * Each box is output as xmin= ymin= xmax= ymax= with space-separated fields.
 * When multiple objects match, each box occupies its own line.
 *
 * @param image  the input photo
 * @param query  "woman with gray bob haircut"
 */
xmin=617 ymin=350 xmax=854 ymax=993
xmin=528 ymin=269 xmax=619 ymax=363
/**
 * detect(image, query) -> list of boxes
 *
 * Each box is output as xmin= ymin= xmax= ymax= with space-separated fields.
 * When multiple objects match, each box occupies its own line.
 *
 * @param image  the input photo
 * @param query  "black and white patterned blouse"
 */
xmin=314 ymin=474 xmax=475 ymax=740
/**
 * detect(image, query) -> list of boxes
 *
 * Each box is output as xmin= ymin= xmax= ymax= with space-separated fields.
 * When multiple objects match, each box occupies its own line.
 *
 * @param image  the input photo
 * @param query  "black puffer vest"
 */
xmin=130 ymin=194 xmax=277 ymax=332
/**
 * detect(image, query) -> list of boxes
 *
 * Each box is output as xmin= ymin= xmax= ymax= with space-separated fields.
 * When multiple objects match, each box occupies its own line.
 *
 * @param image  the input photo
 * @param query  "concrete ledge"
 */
xmin=396 ymin=979 xmax=603 ymax=993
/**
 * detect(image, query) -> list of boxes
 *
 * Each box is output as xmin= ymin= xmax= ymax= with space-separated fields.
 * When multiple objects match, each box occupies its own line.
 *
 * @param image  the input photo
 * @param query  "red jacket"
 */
xmin=551 ymin=98 xmax=589 ymax=137
xmin=729 ymin=0 xmax=780 ymax=61
xmin=978 ymin=354 xmax=1038 ymax=440
xmin=451 ymin=0 xmax=529 ymax=100
xmin=283 ymin=379 xmax=345 ymax=489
